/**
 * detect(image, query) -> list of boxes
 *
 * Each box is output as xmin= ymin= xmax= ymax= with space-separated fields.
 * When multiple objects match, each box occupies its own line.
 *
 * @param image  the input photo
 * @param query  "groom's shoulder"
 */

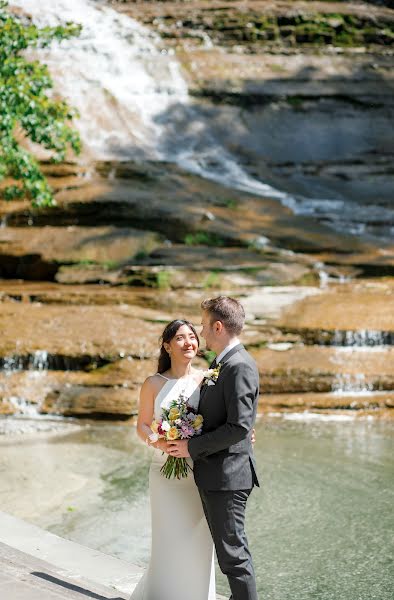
xmin=226 ymin=346 xmax=258 ymax=373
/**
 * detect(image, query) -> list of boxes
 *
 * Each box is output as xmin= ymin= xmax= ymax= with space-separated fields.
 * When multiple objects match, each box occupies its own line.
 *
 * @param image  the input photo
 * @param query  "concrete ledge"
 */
xmin=0 ymin=541 xmax=129 ymax=599
xmin=0 ymin=511 xmax=141 ymax=595
xmin=0 ymin=511 xmax=227 ymax=599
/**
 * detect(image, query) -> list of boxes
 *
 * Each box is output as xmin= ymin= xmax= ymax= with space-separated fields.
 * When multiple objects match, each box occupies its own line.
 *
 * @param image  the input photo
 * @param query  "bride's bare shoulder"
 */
xmin=143 ymin=373 xmax=166 ymax=390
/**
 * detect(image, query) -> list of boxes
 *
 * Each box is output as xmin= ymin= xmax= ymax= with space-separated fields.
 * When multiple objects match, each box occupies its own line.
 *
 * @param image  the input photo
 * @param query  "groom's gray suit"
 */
xmin=188 ymin=343 xmax=260 ymax=600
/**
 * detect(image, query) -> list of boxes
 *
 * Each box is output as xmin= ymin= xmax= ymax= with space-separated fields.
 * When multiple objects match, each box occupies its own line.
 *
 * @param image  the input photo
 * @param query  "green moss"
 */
xmin=125 ymin=269 xmax=173 ymax=290
xmin=202 ymin=271 xmax=221 ymax=289
xmin=286 ymin=96 xmax=304 ymax=108
xmin=245 ymin=340 xmax=268 ymax=350
xmin=103 ymin=260 xmax=120 ymax=270
xmin=70 ymin=259 xmax=97 ymax=267
xmin=170 ymin=10 xmax=394 ymax=49
xmin=268 ymin=63 xmax=288 ymax=74
xmin=225 ymin=198 xmax=239 ymax=209
xmin=184 ymin=231 xmax=226 ymax=247
xmin=133 ymin=249 xmax=149 ymax=261
xmin=294 ymin=272 xmax=320 ymax=286
xmin=242 ymin=266 xmax=266 ymax=275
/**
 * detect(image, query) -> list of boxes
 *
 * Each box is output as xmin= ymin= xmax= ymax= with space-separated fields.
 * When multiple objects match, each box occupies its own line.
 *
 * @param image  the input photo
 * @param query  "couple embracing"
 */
xmin=131 ymin=296 xmax=260 ymax=600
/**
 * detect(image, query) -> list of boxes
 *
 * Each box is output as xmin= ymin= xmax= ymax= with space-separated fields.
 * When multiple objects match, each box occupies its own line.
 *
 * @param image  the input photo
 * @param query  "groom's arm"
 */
xmin=187 ymin=361 xmax=258 ymax=460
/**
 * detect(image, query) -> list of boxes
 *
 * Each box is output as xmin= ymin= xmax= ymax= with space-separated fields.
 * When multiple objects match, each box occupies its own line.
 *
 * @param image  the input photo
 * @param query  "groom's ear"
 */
xmin=213 ymin=320 xmax=223 ymax=334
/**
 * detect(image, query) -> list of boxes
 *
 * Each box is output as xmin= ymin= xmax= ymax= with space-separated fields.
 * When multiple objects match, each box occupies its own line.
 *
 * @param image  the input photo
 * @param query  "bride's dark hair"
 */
xmin=157 ymin=319 xmax=200 ymax=374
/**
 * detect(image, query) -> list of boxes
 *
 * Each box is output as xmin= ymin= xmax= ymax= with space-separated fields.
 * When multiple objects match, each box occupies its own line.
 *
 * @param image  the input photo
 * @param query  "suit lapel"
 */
xmin=200 ymin=343 xmax=244 ymax=401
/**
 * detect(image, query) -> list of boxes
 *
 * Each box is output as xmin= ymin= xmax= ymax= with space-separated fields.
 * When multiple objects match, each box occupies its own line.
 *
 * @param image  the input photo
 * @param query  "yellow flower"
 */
xmin=167 ymin=426 xmax=180 ymax=441
xmin=150 ymin=420 xmax=159 ymax=433
xmin=193 ymin=415 xmax=203 ymax=430
xmin=168 ymin=407 xmax=180 ymax=421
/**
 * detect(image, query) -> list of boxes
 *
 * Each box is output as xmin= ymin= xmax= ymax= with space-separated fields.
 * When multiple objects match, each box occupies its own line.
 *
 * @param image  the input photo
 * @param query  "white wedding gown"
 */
xmin=130 ymin=374 xmax=216 ymax=600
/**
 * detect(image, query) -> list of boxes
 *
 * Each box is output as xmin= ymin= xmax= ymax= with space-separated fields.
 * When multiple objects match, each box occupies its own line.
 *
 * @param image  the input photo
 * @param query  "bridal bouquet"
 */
xmin=150 ymin=392 xmax=203 ymax=479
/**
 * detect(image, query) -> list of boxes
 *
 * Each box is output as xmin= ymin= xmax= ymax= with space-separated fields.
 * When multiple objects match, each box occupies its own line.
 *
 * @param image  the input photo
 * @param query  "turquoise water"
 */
xmin=0 ymin=415 xmax=393 ymax=599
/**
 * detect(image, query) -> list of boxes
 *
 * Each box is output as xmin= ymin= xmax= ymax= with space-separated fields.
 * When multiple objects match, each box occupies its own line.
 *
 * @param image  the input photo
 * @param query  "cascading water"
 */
xmin=331 ymin=329 xmax=393 ymax=347
xmin=0 ymin=351 xmax=51 ymax=418
xmin=10 ymin=0 xmax=394 ymax=238
xmin=11 ymin=0 xmax=294 ymax=202
xmin=329 ymin=330 xmax=392 ymax=395
xmin=332 ymin=373 xmax=374 ymax=396
xmin=12 ymin=0 xmax=189 ymax=159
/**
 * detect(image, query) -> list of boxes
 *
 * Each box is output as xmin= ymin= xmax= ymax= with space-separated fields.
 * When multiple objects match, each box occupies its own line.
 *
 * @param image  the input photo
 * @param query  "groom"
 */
xmin=168 ymin=296 xmax=260 ymax=600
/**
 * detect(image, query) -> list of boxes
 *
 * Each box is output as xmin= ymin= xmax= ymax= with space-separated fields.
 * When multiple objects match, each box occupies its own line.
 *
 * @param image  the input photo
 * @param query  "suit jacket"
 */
xmin=188 ymin=343 xmax=260 ymax=491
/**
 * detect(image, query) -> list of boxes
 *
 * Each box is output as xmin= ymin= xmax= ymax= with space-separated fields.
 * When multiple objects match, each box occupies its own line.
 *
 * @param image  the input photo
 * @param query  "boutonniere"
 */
xmin=202 ymin=363 xmax=221 ymax=387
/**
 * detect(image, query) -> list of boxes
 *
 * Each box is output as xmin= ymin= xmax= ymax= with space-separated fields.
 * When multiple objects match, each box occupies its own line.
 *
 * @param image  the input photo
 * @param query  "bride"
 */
xmin=130 ymin=319 xmax=216 ymax=600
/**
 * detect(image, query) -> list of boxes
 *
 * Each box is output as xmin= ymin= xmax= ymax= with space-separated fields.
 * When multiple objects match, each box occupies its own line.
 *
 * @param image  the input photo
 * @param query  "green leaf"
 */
xmin=0 ymin=1 xmax=82 ymax=207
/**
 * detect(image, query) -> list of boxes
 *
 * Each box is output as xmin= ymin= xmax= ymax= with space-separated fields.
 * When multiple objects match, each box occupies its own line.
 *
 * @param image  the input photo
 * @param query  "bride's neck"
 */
xmin=168 ymin=360 xmax=193 ymax=379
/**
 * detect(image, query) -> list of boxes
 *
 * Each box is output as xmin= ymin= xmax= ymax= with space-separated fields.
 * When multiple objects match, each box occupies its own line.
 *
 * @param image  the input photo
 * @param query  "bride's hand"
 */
xmin=150 ymin=438 xmax=170 ymax=453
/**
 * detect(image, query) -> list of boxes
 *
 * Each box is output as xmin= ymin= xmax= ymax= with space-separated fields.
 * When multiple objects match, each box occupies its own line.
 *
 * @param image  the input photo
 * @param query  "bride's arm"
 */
xmin=136 ymin=377 xmax=169 ymax=452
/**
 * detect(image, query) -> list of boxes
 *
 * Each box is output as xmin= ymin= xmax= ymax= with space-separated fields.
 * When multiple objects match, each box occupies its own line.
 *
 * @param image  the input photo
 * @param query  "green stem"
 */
xmin=160 ymin=457 xmax=192 ymax=479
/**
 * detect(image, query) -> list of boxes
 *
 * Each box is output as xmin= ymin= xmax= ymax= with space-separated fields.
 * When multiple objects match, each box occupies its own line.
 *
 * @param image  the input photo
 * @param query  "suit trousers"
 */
xmin=198 ymin=488 xmax=258 ymax=600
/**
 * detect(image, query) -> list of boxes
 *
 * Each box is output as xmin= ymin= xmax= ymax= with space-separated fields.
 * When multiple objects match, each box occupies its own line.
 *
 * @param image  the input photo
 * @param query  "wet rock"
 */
xmin=251 ymin=346 xmax=394 ymax=393
xmin=278 ymin=280 xmax=394 ymax=333
xmin=107 ymin=0 xmax=394 ymax=240
xmin=41 ymin=386 xmax=137 ymax=418
xmin=0 ymin=226 xmax=161 ymax=270
xmin=0 ymin=252 xmax=58 ymax=281
xmin=117 ymin=1 xmax=394 ymax=50
xmin=0 ymin=357 xmax=155 ymax=412
xmin=135 ymin=244 xmax=311 ymax=282
xmin=0 ymin=304 xmax=162 ymax=359
xmin=0 ymin=399 xmax=14 ymax=415
xmin=55 ymin=265 xmax=122 ymax=285
xmin=261 ymin=392 xmax=394 ymax=411
xmin=241 ymin=286 xmax=322 ymax=320
xmin=1 ymin=160 xmax=375 ymax=258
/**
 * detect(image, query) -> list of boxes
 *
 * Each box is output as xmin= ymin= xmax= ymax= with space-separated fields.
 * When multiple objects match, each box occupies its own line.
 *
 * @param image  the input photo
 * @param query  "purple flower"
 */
xmin=180 ymin=424 xmax=195 ymax=439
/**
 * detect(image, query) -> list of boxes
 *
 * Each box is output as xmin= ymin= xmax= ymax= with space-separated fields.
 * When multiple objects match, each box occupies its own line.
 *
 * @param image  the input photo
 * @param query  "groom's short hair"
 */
xmin=201 ymin=296 xmax=245 ymax=335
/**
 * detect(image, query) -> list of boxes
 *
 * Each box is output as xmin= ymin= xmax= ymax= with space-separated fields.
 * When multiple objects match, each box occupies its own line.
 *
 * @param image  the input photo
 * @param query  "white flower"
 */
xmin=161 ymin=421 xmax=171 ymax=432
xmin=202 ymin=363 xmax=221 ymax=385
xmin=203 ymin=368 xmax=215 ymax=378
xmin=175 ymin=419 xmax=182 ymax=425
xmin=149 ymin=432 xmax=159 ymax=443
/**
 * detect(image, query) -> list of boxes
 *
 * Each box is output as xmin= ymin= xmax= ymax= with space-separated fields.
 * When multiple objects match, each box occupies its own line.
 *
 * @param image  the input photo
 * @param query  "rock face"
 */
xmin=0 ymin=279 xmax=393 ymax=418
xmin=122 ymin=1 xmax=394 ymax=49
xmin=0 ymin=0 xmax=393 ymax=420
xmin=113 ymin=0 xmax=394 ymax=241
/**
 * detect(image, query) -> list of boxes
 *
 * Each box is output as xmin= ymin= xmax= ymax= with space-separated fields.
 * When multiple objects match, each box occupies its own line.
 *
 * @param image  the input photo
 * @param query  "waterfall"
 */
xmin=1 ymin=351 xmax=50 ymax=417
xmin=329 ymin=330 xmax=391 ymax=395
xmin=2 ymin=354 xmax=24 ymax=373
xmin=31 ymin=350 xmax=49 ymax=371
xmin=332 ymin=373 xmax=374 ymax=396
xmin=331 ymin=329 xmax=393 ymax=347
xmin=11 ymin=0 xmax=293 ymax=201
xmin=1 ymin=351 xmax=50 ymax=371
xmin=6 ymin=396 xmax=42 ymax=418
xmin=12 ymin=0 xmax=188 ymax=159
xmin=6 ymin=0 xmax=393 ymax=240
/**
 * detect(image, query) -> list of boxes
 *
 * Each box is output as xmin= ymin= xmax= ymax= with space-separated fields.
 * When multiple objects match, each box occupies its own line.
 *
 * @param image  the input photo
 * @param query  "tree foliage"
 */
xmin=0 ymin=0 xmax=82 ymax=207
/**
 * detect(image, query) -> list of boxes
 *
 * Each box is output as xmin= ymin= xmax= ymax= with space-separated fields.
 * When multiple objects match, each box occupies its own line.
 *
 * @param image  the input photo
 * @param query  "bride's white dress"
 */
xmin=130 ymin=373 xmax=216 ymax=600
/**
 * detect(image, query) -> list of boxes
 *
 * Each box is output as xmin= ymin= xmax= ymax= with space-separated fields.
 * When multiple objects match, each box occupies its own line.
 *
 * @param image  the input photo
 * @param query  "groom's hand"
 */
xmin=167 ymin=440 xmax=190 ymax=458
